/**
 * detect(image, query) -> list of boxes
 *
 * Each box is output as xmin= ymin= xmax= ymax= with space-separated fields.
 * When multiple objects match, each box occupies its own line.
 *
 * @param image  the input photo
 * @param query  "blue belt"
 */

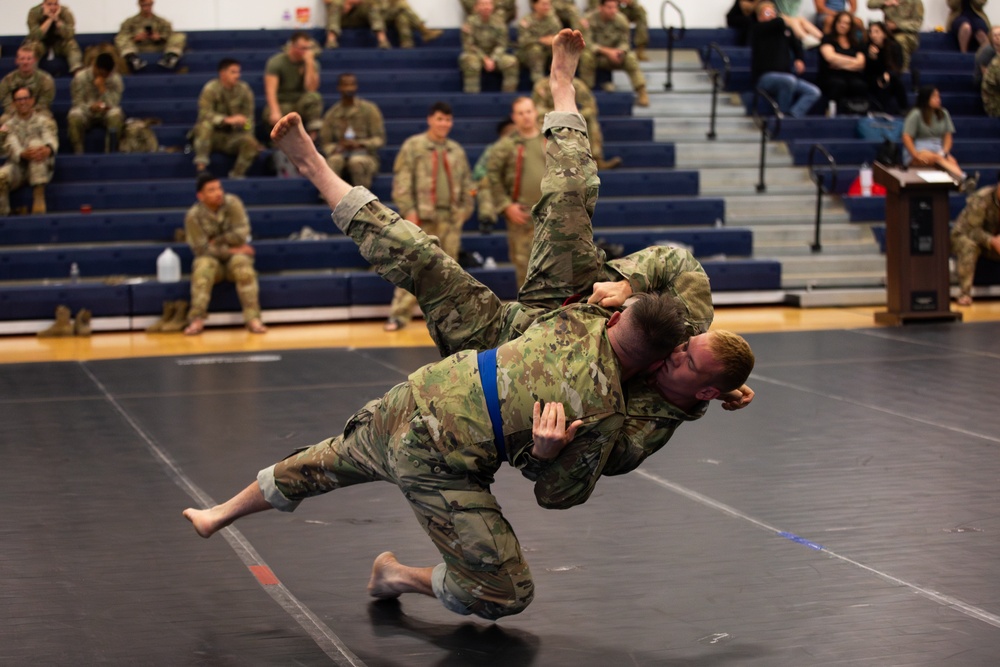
xmin=476 ymin=348 xmax=507 ymax=463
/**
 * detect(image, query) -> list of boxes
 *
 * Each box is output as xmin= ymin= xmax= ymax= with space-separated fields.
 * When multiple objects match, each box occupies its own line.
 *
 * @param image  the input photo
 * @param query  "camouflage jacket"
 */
xmin=27 ymin=4 xmax=76 ymax=42
xmin=517 ymin=12 xmax=561 ymax=50
xmin=0 ymin=69 xmax=56 ymax=116
xmin=461 ymin=13 xmax=511 ymax=60
xmin=584 ymin=9 xmax=631 ymax=51
xmin=196 ymin=79 xmax=255 ymax=129
xmin=319 ymin=97 xmax=386 ymax=157
xmin=982 ymin=55 xmax=1000 ymax=117
xmin=70 ymin=68 xmax=124 ymax=109
xmin=184 ymin=193 xmax=251 ymax=259
xmin=117 ymin=12 xmax=175 ymax=42
xmin=532 ymin=76 xmax=598 ymax=119
xmin=487 ymin=130 xmax=546 ymax=212
xmin=1 ymin=110 xmax=58 ymax=162
xmin=867 ymin=0 xmax=923 ymax=33
xmin=460 ymin=0 xmax=517 ymax=20
xmin=392 ymin=132 xmax=474 ymax=223
xmin=952 ymin=185 xmax=1000 ymax=248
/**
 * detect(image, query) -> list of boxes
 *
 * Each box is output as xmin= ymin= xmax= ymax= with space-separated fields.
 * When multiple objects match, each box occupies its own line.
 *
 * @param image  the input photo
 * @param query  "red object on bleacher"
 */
xmin=846 ymin=176 xmax=886 ymax=197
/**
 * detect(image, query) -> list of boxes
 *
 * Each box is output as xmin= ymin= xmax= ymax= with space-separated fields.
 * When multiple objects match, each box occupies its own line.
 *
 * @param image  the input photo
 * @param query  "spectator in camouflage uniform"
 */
xmin=459 ymin=0 xmax=519 ymax=93
xmin=981 ymin=50 xmax=1000 ymax=117
xmin=26 ymin=0 xmax=82 ymax=74
xmin=460 ymin=0 xmax=517 ymax=24
xmin=0 ymin=45 xmax=56 ymax=119
xmin=319 ymin=73 xmax=386 ymax=190
xmin=114 ymin=0 xmax=186 ymax=72
xmin=0 ymin=87 xmax=58 ymax=216
xmin=867 ymin=0 xmax=923 ymax=71
xmin=532 ymin=75 xmax=621 ymax=170
xmin=324 ymin=0 xmax=391 ymax=50
xmin=192 ymin=58 xmax=259 ymax=179
xmin=263 ymin=31 xmax=322 ymax=138
xmin=182 ymin=173 xmax=266 ymax=335
xmin=383 ymin=0 xmax=444 ymax=49
xmin=580 ymin=0 xmax=649 ymax=106
xmin=587 ymin=0 xmax=650 ymax=60
xmin=67 ymin=53 xmax=124 ymax=154
xmin=951 ymin=177 xmax=1000 ymax=305
xmin=517 ymin=0 xmax=564 ymax=83
xmin=385 ymin=101 xmax=474 ymax=331
xmin=472 ymin=118 xmax=515 ymax=232
xmin=552 ymin=0 xmax=585 ymax=31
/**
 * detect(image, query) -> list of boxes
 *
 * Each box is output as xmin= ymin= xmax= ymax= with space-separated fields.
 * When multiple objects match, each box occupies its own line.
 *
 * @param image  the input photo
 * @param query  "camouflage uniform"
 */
xmin=262 ymin=51 xmax=323 ymax=134
xmin=517 ymin=10 xmax=563 ymax=83
xmin=460 ymin=0 xmax=518 ymax=24
xmin=487 ymin=131 xmax=545 ymax=288
xmin=114 ymin=12 xmax=186 ymax=58
xmin=981 ymin=55 xmax=1000 ymax=117
xmin=26 ymin=3 xmax=82 ymax=72
xmin=0 ymin=68 xmax=56 ymax=117
xmin=472 ymin=139 xmax=501 ymax=226
xmin=67 ymin=67 xmax=125 ymax=154
xmin=580 ymin=8 xmax=646 ymax=92
xmin=552 ymin=0 xmax=584 ymax=31
xmin=319 ymin=97 xmax=386 ymax=189
xmin=868 ymin=0 xmax=923 ymax=70
xmin=193 ymin=79 xmax=259 ymax=177
xmin=459 ymin=12 xmax=519 ymax=93
xmin=383 ymin=0 xmax=428 ymax=48
xmin=184 ymin=193 xmax=261 ymax=323
xmin=0 ymin=110 xmax=58 ymax=216
xmin=388 ymin=131 xmax=473 ymax=324
xmin=325 ymin=0 xmax=386 ymax=36
xmin=587 ymin=0 xmax=650 ymax=53
xmin=951 ymin=185 xmax=1000 ymax=299
xmin=532 ymin=76 xmax=607 ymax=163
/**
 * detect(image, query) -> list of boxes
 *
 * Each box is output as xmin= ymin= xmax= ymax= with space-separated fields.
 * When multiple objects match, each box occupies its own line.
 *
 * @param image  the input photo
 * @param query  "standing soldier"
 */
xmin=532 ymin=74 xmax=622 ymax=170
xmin=581 ymin=0 xmax=649 ymax=106
xmin=460 ymin=0 xmax=518 ymax=23
xmin=114 ymin=0 xmax=187 ymax=72
xmin=383 ymin=0 xmax=444 ymax=49
xmin=950 ymin=176 xmax=1000 ymax=305
xmin=460 ymin=0 xmax=519 ymax=94
xmin=26 ymin=0 xmax=83 ymax=74
xmin=263 ymin=31 xmax=322 ymax=139
xmin=324 ymin=0 xmax=392 ymax=50
xmin=319 ymin=72 xmax=386 ymax=190
xmin=385 ymin=101 xmax=473 ymax=331
xmin=517 ymin=0 xmax=564 ymax=83
xmin=587 ymin=0 xmax=650 ymax=60
xmin=868 ymin=0 xmax=923 ymax=71
xmin=67 ymin=53 xmax=124 ymax=154
xmin=0 ymin=87 xmax=58 ymax=216
xmin=487 ymin=97 xmax=545 ymax=288
xmin=0 ymin=45 xmax=56 ymax=118
xmin=192 ymin=58 xmax=259 ymax=179
xmin=183 ymin=173 xmax=266 ymax=335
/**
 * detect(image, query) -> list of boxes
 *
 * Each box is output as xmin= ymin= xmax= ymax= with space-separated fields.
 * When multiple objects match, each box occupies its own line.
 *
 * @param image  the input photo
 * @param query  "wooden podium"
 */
xmin=873 ymin=163 xmax=962 ymax=325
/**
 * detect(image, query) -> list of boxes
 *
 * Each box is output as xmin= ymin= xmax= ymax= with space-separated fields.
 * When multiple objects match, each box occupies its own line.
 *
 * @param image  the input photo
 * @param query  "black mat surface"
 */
xmin=4 ymin=324 xmax=1000 ymax=666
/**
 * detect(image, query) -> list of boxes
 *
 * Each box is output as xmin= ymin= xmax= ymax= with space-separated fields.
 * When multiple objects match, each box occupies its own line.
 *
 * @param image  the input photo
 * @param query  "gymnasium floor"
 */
xmin=4 ymin=305 xmax=1000 ymax=666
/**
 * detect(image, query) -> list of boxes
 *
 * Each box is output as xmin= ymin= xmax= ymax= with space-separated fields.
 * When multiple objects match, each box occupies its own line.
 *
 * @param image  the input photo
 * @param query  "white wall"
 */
xmin=4 ymin=0 xmax=999 ymax=35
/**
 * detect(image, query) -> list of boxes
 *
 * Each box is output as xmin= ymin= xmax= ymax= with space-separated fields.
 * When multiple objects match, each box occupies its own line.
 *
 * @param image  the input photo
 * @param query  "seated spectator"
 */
xmin=114 ymin=0 xmax=187 ymax=72
xmin=471 ymin=118 xmax=516 ymax=231
xmin=974 ymin=24 xmax=1000 ymax=85
xmin=517 ymin=0 xmax=563 ymax=83
xmin=865 ymin=21 xmax=908 ymax=114
xmin=263 ymin=31 xmax=322 ymax=139
xmin=67 ymin=53 xmax=124 ymax=154
xmin=947 ymin=0 xmax=989 ymax=54
xmin=580 ymin=0 xmax=649 ymax=106
xmin=459 ymin=0 xmax=519 ymax=93
xmin=867 ymin=0 xmax=923 ymax=71
xmin=324 ymin=0 xmax=390 ymax=50
xmin=818 ymin=11 xmax=868 ymax=113
xmin=183 ymin=173 xmax=266 ymax=335
xmin=587 ymin=0 xmax=650 ymax=61
xmin=552 ymin=0 xmax=584 ymax=31
xmin=902 ymin=86 xmax=976 ymax=191
xmin=0 ymin=87 xmax=57 ymax=216
xmin=981 ymin=50 xmax=1000 ymax=116
xmin=951 ymin=174 xmax=1000 ymax=305
xmin=319 ymin=73 xmax=385 ymax=190
xmin=460 ymin=0 xmax=517 ymax=24
xmin=383 ymin=0 xmax=443 ymax=48
xmin=726 ymin=0 xmax=758 ymax=46
xmin=773 ymin=0 xmax=825 ymax=46
xmin=814 ymin=0 xmax=864 ymax=34
xmin=26 ymin=0 xmax=82 ymax=74
xmin=532 ymin=74 xmax=622 ymax=169
xmin=0 ymin=45 xmax=56 ymax=118
xmin=750 ymin=2 xmax=822 ymax=118
xmin=192 ymin=58 xmax=259 ymax=179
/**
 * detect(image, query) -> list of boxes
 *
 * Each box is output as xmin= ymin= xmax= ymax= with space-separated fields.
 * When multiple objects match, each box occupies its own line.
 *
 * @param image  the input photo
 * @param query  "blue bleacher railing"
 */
xmin=752 ymin=88 xmax=781 ymax=193
xmin=807 ymin=144 xmax=838 ymax=253
xmin=702 ymin=43 xmax=730 ymax=140
xmin=659 ymin=1 xmax=685 ymax=91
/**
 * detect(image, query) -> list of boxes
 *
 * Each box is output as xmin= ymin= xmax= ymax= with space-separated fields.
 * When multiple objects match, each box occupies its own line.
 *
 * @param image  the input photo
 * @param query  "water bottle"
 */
xmin=157 ymin=247 xmax=181 ymax=283
xmin=860 ymin=162 xmax=873 ymax=197
xmin=827 ymin=100 xmax=837 ymax=117
xmin=69 ymin=262 xmax=80 ymax=284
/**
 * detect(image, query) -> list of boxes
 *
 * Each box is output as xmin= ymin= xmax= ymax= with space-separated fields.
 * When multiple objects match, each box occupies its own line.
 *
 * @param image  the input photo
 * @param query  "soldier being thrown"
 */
xmin=184 ymin=30 xmax=697 ymax=620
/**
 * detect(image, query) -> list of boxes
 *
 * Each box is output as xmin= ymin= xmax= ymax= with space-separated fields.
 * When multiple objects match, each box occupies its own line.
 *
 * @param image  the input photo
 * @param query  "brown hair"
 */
xmin=618 ymin=293 xmax=687 ymax=365
xmin=708 ymin=330 xmax=755 ymax=392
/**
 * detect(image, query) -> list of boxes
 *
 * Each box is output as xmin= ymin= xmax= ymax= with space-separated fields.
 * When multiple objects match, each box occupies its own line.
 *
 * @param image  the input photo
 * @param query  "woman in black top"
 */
xmin=818 ymin=11 xmax=868 ymax=112
xmin=865 ymin=21 xmax=909 ymax=114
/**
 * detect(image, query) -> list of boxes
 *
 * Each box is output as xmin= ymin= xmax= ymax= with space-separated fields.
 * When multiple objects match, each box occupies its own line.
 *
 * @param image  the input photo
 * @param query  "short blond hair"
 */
xmin=709 ymin=330 xmax=754 ymax=392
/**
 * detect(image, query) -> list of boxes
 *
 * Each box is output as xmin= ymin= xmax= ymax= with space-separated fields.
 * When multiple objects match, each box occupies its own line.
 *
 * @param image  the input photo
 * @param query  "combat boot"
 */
xmin=636 ymin=47 xmax=648 ymax=62
xmin=32 ymin=185 xmax=46 ymax=214
xmin=596 ymin=156 xmax=623 ymax=170
xmin=37 ymin=305 xmax=74 ymax=337
xmin=635 ymin=86 xmax=649 ymax=107
xmin=420 ymin=25 xmax=443 ymax=44
xmin=159 ymin=300 xmax=190 ymax=333
xmin=146 ymin=300 xmax=176 ymax=332
xmin=74 ymin=308 xmax=92 ymax=336
xmin=0 ymin=178 xmax=9 ymax=217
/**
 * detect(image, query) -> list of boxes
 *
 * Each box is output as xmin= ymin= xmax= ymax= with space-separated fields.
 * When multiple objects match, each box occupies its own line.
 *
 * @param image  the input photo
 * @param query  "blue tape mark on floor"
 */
xmin=778 ymin=531 xmax=824 ymax=550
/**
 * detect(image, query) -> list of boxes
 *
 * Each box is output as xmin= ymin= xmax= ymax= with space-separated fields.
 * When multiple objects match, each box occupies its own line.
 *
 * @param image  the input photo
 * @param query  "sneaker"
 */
xmin=126 ymin=54 xmax=147 ymax=72
xmin=157 ymin=53 xmax=179 ymax=70
xmin=801 ymin=34 xmax=821 ymax=49
xmin=961 ymin=171 xmax=979 ymax=194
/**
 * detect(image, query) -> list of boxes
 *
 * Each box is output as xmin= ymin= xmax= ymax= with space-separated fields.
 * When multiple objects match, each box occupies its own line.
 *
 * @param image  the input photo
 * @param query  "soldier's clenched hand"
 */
xmin=587 ymin=280 xmax=632 ymax=308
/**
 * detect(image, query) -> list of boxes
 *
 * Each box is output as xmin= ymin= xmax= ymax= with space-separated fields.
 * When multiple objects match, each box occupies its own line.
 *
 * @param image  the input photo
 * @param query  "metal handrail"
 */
xmin=702 ymin=42 xmax=730 ymax=140
xmin=752 ymin=87 xmax=782 ymax=193
xmin=659 ymin=1 xmax=686 ymax=91
xmin=807 ymin=144 xmax=838 ymax=253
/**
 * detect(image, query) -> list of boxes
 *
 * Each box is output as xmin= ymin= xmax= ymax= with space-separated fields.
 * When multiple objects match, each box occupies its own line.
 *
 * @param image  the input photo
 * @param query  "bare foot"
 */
xmin=246 ymin=318 xmax=267 ymax=334
xmin=182 ymin=506 xmax=230 ymax=538
xmin=271 ymin=112 xmax=324 ymax=176
xmin=550 ymin=29 xmax=585 ymax=87
xmin=183 ymin=318 xmax=205 ymax=336
xmin=367 ymin=551 xmax=405 ymax=599
xmin=383 ymin=318 xmax=405 ymax=332
xmin=957 ymin=294 xmax=973 ymax=306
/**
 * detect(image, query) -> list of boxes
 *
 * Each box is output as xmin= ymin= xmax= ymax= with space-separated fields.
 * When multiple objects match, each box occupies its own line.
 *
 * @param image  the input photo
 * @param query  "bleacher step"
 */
xmin=754 ymin=239 xmax=880 ymax=256
xmin=675 ymin=142 xmax=792 ymax=168
xmin=653 ymin=117 xmax=759 ymax=142
xmin=615 ymin=70 xmax=714 ymax=94
xmin=636 ymin=93 xmax=746 ymax=117
xmin=785 ymin=288 xmax=887 ymax=308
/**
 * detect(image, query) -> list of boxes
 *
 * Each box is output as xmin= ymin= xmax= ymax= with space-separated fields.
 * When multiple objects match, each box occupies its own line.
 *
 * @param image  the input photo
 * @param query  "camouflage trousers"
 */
xmin=29 ymin=37 xmax=82 ymax=72
xmin=506 ymin=217 xmax=535 ymax=289
xmin=384 ymin=0 xmax=424 ymax=47
xmin=553 ymin=1 xmax=584 ymax=31
xmin=114 ymin=32 xmax=187 ymax=58
xmin=262 ymin=93 xmax=324 ymax=134
xmin=517 ymin=44 xmax=551 ymax=83
xmin=622 ymin=3 xmax=650 ymax=48
xmin=458 ymin=52 xmax=519 ymax=93
xmin=952 ymin=233 xmax=1000 ymax=297
xmin=0 ymin=152 xmax=55 ymax=216
xmin=388 ymin=208 xmax=462 ymax=324
xmin=188 ymin=254 xmax=261 ymax=322
xmin=326 ymin=151 xmax=379 ymax=189
xmin=326 ymin=0 xmax=386 ymax=34
xmin=578 ymin=51 xmax=646 ymax=91
xmin=584 ymin=110 xmax=606 ymax=162
xmin=67 ymin=106 xmax=125 ymax=152
xmin=895 ymin=32 xmax=919 ymax=71
xmin=260 ymin=381 xmax=534 ymax=620
xmin=192 ymin=124 xmax=259 ymax=177
xmin=333 ymin=111 xmax=600 ymax=357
